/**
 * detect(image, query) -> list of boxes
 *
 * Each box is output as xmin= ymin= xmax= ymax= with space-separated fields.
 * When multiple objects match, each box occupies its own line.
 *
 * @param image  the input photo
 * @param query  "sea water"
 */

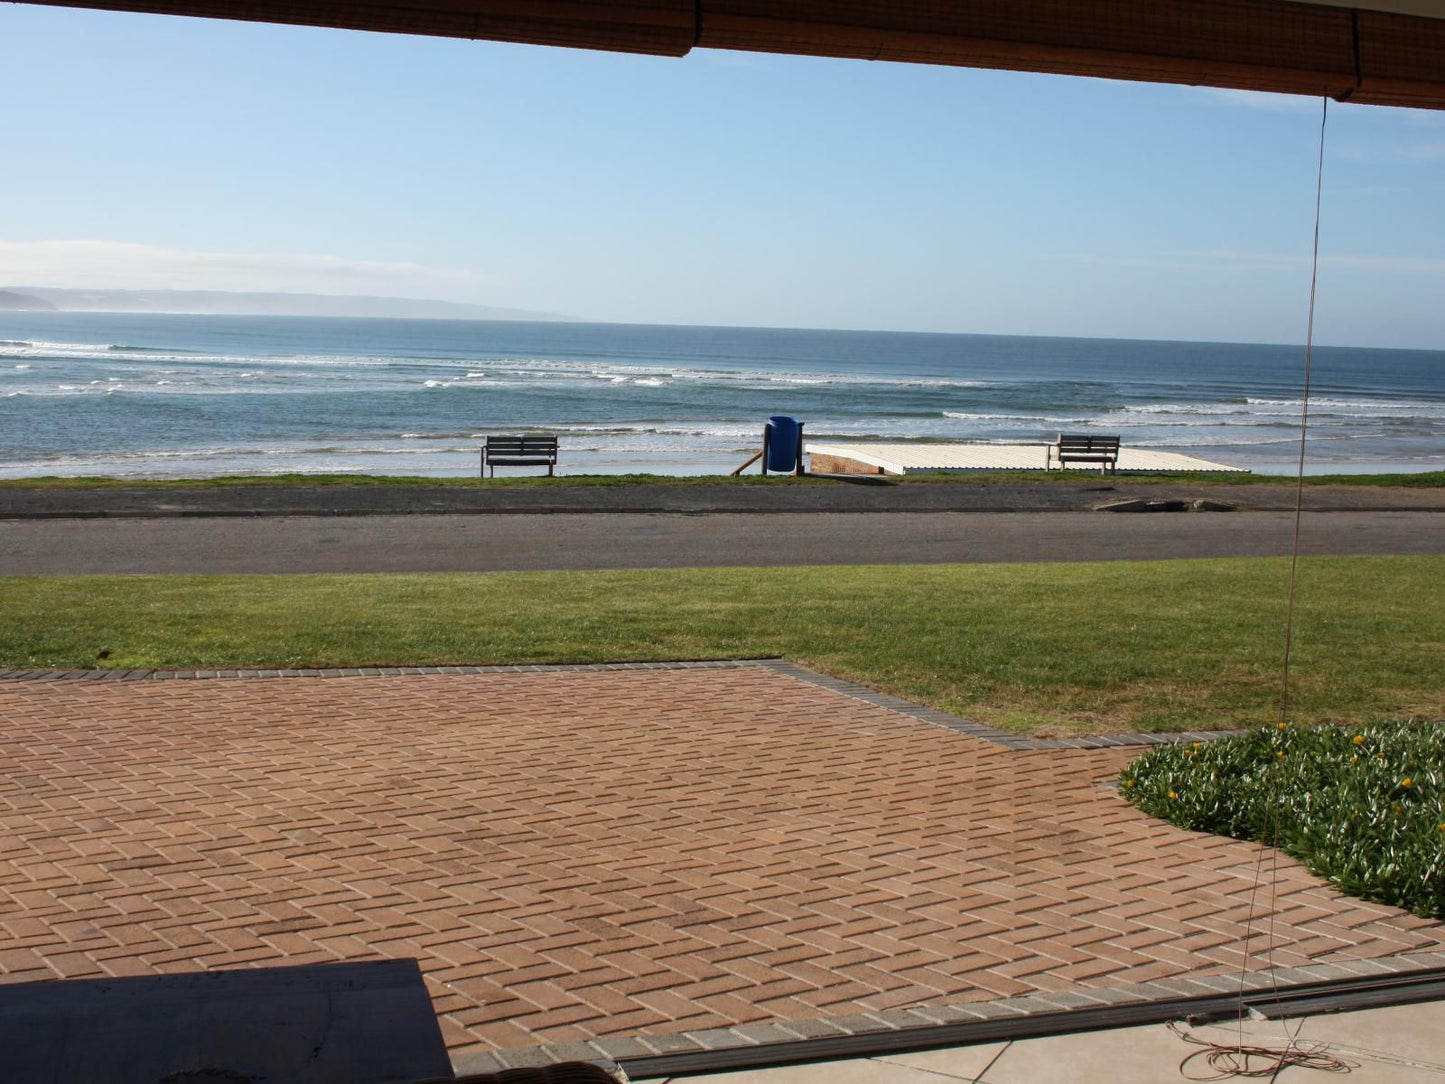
xmin=1 ymin=312 xmax=1441 ymax=478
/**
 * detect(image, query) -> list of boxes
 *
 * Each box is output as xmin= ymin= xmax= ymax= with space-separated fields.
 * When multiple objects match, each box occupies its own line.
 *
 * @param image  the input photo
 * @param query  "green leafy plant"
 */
xmin=1122 ymin=719 xmax=1445 ymax=918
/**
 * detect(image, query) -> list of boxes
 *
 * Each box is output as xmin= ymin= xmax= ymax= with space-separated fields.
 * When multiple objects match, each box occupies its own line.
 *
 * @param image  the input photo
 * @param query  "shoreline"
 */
xmin=4 ymin=451 xmax=1443 ymax=483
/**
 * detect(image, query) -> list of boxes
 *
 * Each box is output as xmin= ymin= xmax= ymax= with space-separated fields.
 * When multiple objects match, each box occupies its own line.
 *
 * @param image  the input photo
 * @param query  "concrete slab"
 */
xmin=870 ymin=1041 xmax=1012 ymax=1079
xmin=633 ymin=1003 xmax=1445 ymax=1084
xmin=806 ymin=442 xmax=1248 ymax=475
xmin=1290 ymin=1000 xmax=1445 ymax=1076
xmin=975 ymin=1021 xmax=1197 ymax=1082
xmin=671 ymin=1057 xmax=956 ymax=1083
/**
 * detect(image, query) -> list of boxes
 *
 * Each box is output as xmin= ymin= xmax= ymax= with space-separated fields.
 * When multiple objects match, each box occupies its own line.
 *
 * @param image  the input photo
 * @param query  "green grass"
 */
xmin=0 ymin=469 xmax=1441 ymax=489
xmin=0 ymin=472 xmax=823 ymax=489
xmin=4 ymin=555 xmax=1442 ymax=736
xmin=1121 ymin=720 xmax=1445 ymax=918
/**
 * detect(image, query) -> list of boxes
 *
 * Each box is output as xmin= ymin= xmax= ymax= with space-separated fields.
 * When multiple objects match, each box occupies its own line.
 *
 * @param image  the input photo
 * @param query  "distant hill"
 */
xmin=8 ymin=287 xmax=578 ymax=322
xmin=0 ymin=290 xmax=57 ymax=311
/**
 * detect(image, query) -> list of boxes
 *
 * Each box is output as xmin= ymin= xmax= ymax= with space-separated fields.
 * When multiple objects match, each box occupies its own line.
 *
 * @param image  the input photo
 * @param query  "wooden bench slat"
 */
xmin=1050 ymin=433 xmax=1120 ymax=473
xmin=482 ymin=435 xmax=558 ymax=477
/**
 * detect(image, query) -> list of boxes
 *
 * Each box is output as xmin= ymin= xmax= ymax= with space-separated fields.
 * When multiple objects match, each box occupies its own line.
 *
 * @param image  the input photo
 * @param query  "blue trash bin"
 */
xmin=765 ymin=415 xmax=803 ymax=474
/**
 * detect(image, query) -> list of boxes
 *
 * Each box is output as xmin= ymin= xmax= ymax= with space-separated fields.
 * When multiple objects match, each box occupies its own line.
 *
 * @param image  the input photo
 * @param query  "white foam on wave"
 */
xmin=2 ymin=340 xmax=115 ymax=353
xmin=1248 ymin=396 xmax=1445 ymax=415
xmin=422 ymin=376 xmax=513 ymax=389
xmin=1149 ymin=433 xmax=1344 ymax=448
xmin=0 ymin=337 xmax=413 ymax=371
xmin=1124 ymin=402 xmax=1257 ymax=417
xmin=942 ymin=411 xmax=1079 ymax=422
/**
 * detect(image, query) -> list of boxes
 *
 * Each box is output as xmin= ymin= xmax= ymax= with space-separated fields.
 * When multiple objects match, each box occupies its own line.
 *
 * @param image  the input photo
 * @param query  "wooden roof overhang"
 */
xmin=19 ymin=0 xmax=1445 ymax=110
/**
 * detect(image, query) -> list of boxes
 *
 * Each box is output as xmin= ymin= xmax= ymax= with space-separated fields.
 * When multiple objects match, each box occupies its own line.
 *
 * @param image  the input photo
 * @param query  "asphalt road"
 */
xmin=3 ymin=510 xmax=1441 ymax=574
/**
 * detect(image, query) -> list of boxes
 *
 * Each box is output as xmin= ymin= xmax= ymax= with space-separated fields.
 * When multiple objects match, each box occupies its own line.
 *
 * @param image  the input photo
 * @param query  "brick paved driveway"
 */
xmin=1 ymin=665 xmax=1440 ymax=1061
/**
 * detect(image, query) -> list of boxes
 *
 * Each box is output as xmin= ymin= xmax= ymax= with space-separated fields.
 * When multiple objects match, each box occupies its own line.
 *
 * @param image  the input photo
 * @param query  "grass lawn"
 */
xmin=3 ymin=555 xmax=1441 ymax=737
xmin=0 ymin=472 xmax=819 ymax=489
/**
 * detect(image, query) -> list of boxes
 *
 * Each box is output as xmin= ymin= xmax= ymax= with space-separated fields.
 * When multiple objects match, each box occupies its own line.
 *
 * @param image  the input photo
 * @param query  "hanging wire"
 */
xmin=1175 ymin=96 xmax=1353 ymax=1082
xmin=1278 ymin=92 xmax=1331 ymax=731
xmin=1169 ymin=1019 xmax=1352 ymax=1079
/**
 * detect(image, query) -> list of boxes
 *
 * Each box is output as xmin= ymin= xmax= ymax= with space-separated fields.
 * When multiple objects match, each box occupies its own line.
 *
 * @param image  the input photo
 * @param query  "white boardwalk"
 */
xmin=806 ymin=442 xmax=1248 ymax=475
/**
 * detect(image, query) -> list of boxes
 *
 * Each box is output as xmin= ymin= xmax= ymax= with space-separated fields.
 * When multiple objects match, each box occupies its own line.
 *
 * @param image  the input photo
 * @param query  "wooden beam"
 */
xmin=20 ymin=0 xmax=1445 ymax=109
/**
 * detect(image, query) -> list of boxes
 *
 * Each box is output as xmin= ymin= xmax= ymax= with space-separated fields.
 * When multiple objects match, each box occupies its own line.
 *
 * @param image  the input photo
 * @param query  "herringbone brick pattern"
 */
xmin=0 ymin=668 xmax=1439 ymax=1058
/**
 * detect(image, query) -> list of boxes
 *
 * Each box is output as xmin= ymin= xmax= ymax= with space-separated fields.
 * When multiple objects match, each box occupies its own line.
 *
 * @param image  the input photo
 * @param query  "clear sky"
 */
xmin=3 ymin=3 xmax=1443 ymax=348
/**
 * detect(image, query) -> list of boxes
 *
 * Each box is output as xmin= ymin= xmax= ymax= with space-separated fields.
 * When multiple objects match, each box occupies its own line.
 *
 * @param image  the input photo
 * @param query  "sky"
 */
xmin=3 ymin=3 xmax=1444 ymax=348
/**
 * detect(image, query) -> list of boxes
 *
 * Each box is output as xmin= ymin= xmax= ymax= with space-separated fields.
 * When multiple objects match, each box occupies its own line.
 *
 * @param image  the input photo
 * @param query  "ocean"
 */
xmin=1 ymin=312 xmax=1442 ymax=478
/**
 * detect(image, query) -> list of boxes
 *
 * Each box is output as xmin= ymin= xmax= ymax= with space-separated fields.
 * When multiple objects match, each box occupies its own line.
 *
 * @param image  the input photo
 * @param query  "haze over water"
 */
xmin=2 ymin=312 xmax=1442 ymax=478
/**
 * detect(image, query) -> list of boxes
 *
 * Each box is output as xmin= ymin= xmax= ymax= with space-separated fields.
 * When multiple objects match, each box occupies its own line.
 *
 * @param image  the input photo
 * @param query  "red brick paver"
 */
xmin=0 ymin=668 xmax=1439 ymax=1058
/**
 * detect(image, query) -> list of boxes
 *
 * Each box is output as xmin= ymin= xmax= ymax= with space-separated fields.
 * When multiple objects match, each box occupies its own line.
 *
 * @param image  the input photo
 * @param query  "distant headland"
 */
xmin=0 ymin=287 xmax=577 ymax=321
xmin=0 ymin=290 xmax=57 ymax=311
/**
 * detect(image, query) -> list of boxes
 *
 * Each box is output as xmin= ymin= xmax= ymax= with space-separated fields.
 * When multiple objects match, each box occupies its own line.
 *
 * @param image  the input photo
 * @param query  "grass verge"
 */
xmin=1121 ymin=720 xmax=1444 ymax=918
xmin=0 ymin=470 xmax=1441 ymax=489
xmin=3 ymin=555 xmax=1442 ymax=736
xmin=0 ymin=472 xmax=818 ymax=489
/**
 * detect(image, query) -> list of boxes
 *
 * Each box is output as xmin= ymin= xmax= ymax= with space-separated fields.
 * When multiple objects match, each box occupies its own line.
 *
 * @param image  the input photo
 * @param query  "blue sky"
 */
xmin=3 ymin=3 xmax=1443 ymax=347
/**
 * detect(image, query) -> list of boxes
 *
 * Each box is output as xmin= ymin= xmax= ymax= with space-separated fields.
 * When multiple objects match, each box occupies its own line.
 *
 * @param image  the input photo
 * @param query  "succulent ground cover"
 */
xmin=1122 ymin=719 xmax=1445 ymax=918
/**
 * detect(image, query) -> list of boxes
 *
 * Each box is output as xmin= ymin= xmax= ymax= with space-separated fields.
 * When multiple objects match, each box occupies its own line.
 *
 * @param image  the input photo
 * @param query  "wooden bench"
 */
xmin=481 ymin=434 xmax=558 ymax=477
xmin=1047 ymin=433 xmax=1120 ymax=473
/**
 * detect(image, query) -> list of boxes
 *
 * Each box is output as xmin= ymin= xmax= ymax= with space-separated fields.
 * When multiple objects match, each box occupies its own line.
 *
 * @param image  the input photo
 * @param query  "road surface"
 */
xmin=3 ymin=510 xmax=1441 ymax=574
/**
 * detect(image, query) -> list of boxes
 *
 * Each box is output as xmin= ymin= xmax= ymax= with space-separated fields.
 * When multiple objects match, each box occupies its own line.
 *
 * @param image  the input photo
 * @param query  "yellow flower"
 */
xmin=1401 ymin=778 xmax=1413 ymax=788
xmin=1352 ymin=734 xmax=1365 ymax=745
xmin=1126 ymin=779 xmax=1135 ymax=788
xmin=1276 ymin=750 xmax=1285 ymax=758
xmin=1168 ymin=790 xmax=1178 ymax=800
xmin=1192 ymin=742 xmax=1202 ymax=750
xmin=1276 ymin=722 xmax=1287 ymax=730
xmin=1350 ymin=754 xmax=1359 ymax=763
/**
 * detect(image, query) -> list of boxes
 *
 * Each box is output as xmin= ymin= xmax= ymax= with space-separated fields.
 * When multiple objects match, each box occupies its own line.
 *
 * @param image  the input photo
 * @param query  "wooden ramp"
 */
xmin=808 ymin=442 xmax=1248 ymax=475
